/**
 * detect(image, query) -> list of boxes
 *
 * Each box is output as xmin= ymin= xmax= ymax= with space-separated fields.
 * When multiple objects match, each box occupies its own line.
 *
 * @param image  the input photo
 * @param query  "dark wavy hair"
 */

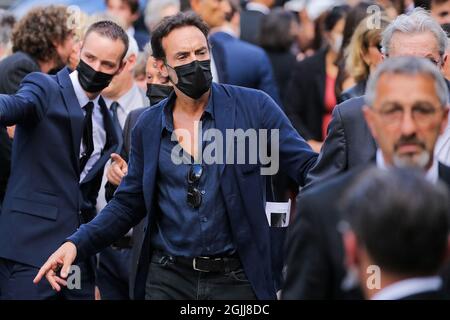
xmin=151 ymin=11 xmax=209 ymax=60
xmin=259 ymin=9 xmax=296 ymax=52
xmin=12 ymin=5 xmax=73 ymax=62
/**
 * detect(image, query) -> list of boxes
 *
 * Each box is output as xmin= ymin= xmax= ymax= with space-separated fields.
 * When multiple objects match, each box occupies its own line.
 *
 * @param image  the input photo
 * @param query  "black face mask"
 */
xmin=166 ymin=60 xmax=212 ymax=99
xmin=76 ymin=59 xmax=115 ymax=93
xmin=146 ymin=84 xmax=174 ymax=106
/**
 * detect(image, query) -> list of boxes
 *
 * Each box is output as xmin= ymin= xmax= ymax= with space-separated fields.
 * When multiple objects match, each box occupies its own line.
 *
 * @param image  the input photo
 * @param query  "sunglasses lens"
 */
xmin=187 ymin=186 xmax=202 ymax=208
xmin=188 ymin=164 xmax=203 ymax=183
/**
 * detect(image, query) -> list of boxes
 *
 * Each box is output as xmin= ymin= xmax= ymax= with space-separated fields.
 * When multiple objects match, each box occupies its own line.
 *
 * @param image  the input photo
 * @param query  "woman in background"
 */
xmin=259 ymin=8 xmax=298 ymax=106
xmin=340 ymin=14 xmax=391 ymax=102
xmin=285 ymin=5 xmax=349 ymax=152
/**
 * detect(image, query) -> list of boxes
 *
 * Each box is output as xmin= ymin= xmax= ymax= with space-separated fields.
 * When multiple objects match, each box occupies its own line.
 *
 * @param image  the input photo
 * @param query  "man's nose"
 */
xmin=400 ymin=111 xmax=418 ymax=136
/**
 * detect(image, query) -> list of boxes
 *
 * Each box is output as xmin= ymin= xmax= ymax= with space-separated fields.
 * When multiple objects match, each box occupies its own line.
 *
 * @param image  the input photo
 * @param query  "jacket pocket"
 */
xmin=12 ymin=197 xmax=59 ymax=221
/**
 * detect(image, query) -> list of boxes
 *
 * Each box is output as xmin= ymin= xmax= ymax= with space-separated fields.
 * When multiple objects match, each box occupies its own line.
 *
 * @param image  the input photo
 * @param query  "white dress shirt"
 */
xmin=69 ymin=70 xmax=106 ymax=182
xmin=103 ymin=83 xmax=147 ymax=128
xmin=372 ymin=276 xmax=442 ymax=300
xmin=376 ymin=149 xmax=439 ymax=183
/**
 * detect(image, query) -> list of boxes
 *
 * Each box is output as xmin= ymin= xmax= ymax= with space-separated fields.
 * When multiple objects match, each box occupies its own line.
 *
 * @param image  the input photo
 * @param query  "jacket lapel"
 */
xmin=211 ymin=83 xmax=235 ymax=178
xmin=209 ymin=32 xmax=229 ymax=83
xmin=57 ymin=67 xmax=84 ymax=172
xmin=438 ymin=162 xmax=450 ymax=188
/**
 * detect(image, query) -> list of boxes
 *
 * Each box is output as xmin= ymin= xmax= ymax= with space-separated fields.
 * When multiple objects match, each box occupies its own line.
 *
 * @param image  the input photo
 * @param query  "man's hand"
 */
xmin=33 ymin=242 xmax=77 ymax=291
xmin=107 ymin=153 xmax=128 ymax=186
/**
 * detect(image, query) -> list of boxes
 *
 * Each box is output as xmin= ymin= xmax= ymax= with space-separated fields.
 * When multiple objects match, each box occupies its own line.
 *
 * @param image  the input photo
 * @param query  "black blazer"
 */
xmin=305 ymin=79 xmax=450 ymax=189
xmin=0 ymin=51 xmax=40 ymax=94
xmin=265 ymin=50 xmax=297 ymax=108
xmin=0 ymin=68 xmax=118 ymax=268
xmin=240 ymin=9 xmax=265 ymax=45
xmin=282 ymin=163 xmax=450 ymax=300
xmin=339 ymin=80 xmax=366 ymax=103
xmin=0 ymin=51 xmax=40 ymax=206
xmin=285 ymin=48 xmax=327 ymax=141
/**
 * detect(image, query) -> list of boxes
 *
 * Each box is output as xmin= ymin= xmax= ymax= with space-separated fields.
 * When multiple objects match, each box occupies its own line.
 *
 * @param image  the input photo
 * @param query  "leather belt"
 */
xmin=152 ymin=251 xmax=242 ymax=273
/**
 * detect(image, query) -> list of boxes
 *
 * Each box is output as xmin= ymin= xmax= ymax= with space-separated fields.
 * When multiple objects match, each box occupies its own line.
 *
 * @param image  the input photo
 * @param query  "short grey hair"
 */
xmin=381 ymin=7 xmax=448 ymax=58
xmin=365 ymin=56 xmax=449 ymax=108
xmin=143 ymin=42 xmax=153 ymax=61
xmin=145 ymin=0 xmax=180 ymax=32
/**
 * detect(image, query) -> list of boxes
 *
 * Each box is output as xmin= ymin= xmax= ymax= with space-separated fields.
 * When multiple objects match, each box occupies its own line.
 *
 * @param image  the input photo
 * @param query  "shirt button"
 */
xmin=201 ymin=190 xmax=206 ymax=195
xmin=201 ymin=217 xmax=208 ymax=223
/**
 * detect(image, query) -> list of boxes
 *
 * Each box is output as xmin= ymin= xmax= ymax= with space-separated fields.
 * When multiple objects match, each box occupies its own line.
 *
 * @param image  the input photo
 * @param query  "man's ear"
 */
xmin=126 ymin=53 xmax=137 ymax=70
xmin=189 ymin=0 xmax=200 ymax=12
xmin=440 ymin=106 xmax=450 ymax=135
xmin=343 ymin=230 xmax=359 ymax=269
xmin=156 ymin=58 xmax=169 ymax=77
xmin=115 ymin=60 xmax=127 ymax=75
xmin=441 ymin=53 xmax=448 ymax=71
xmin=131 ymin=11 xmax=140 ymax=24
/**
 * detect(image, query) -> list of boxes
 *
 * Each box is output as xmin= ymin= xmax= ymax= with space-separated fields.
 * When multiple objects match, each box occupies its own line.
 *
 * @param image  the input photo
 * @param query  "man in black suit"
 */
xmin=240 ymin=0 xmax=274 ymax=45
xmin=305 ymin=8 xmax=450 ymax=188
xmin=0 ymin=20 xmax=126 ymax=300
xmin=0 ymin=6 xmax=75 ymax=206
xmin=194 ymin=0 xmax=281 ymax=104
xmin=282 ymin=56 xmax=450 ymax=299
xmin=341 ymin=167 xmax=450 ymax=300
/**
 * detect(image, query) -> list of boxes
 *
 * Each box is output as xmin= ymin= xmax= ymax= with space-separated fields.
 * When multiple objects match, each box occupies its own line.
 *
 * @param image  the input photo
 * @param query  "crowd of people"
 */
xmin=0 ymin=0 xmax=449 ymax=301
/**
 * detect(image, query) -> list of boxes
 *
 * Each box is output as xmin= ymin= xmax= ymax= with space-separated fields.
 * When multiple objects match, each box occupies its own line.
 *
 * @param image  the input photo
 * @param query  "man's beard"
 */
xmin=393 ymin=150 xmax=430 ymax=169
xmin=392 ymin=135 xmax=430 ymax=169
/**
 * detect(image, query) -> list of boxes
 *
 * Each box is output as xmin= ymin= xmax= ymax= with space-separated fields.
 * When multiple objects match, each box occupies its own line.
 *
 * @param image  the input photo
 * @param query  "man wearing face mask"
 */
xmin=0 ymin=21 xmax=127 ymax=300
xmin=34 ymin=12 xmax=317 ymax=300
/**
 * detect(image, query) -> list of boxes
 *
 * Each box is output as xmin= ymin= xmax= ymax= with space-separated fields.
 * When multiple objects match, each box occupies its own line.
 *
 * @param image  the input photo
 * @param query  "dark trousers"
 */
xmin=145 ymin=253 xmax=257 ymax=300
xmin=0 ymin=257 xmax=95 ymax=300
xmin=97 ymin=246 xmax=131 ymax=300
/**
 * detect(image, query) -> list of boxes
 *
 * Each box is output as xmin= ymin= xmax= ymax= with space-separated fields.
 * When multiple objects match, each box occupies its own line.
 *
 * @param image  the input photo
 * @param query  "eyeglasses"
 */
xmin=374 ymin=103 xmax=442 ymax=127
xmin=426 ymin=57 xmax=442 ymax=67
xmin=187 ymin=164 xmax=203 ymax=209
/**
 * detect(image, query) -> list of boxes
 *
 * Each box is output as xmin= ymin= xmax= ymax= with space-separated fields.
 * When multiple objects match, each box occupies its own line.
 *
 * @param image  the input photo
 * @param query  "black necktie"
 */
xmin=80 ymin=101 xmax=94 ymax=173
xmin=110 ymin=101 xmax=123 ymax=152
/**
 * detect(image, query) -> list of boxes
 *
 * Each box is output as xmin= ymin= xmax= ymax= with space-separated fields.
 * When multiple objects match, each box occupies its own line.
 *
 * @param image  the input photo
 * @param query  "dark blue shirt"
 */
xmin=150 ymin=93 xmax=235 ymax=257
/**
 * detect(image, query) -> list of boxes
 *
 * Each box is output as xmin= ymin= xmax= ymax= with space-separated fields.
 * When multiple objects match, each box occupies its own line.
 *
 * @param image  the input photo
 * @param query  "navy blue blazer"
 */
xmin=209 ymin=31 xmax=282 ymax=106
xmin=67 ymin=83 xmax=317 ymax=300
xmin=0 ymin=67 xmax=118 ymax=268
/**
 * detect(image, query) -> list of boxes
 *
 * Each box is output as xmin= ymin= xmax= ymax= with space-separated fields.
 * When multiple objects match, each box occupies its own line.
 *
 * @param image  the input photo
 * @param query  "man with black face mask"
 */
xmin=0 ymin=21 xmax=127 ymax=300
xmin=35 ymin=12 xmax=317 ymax=301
